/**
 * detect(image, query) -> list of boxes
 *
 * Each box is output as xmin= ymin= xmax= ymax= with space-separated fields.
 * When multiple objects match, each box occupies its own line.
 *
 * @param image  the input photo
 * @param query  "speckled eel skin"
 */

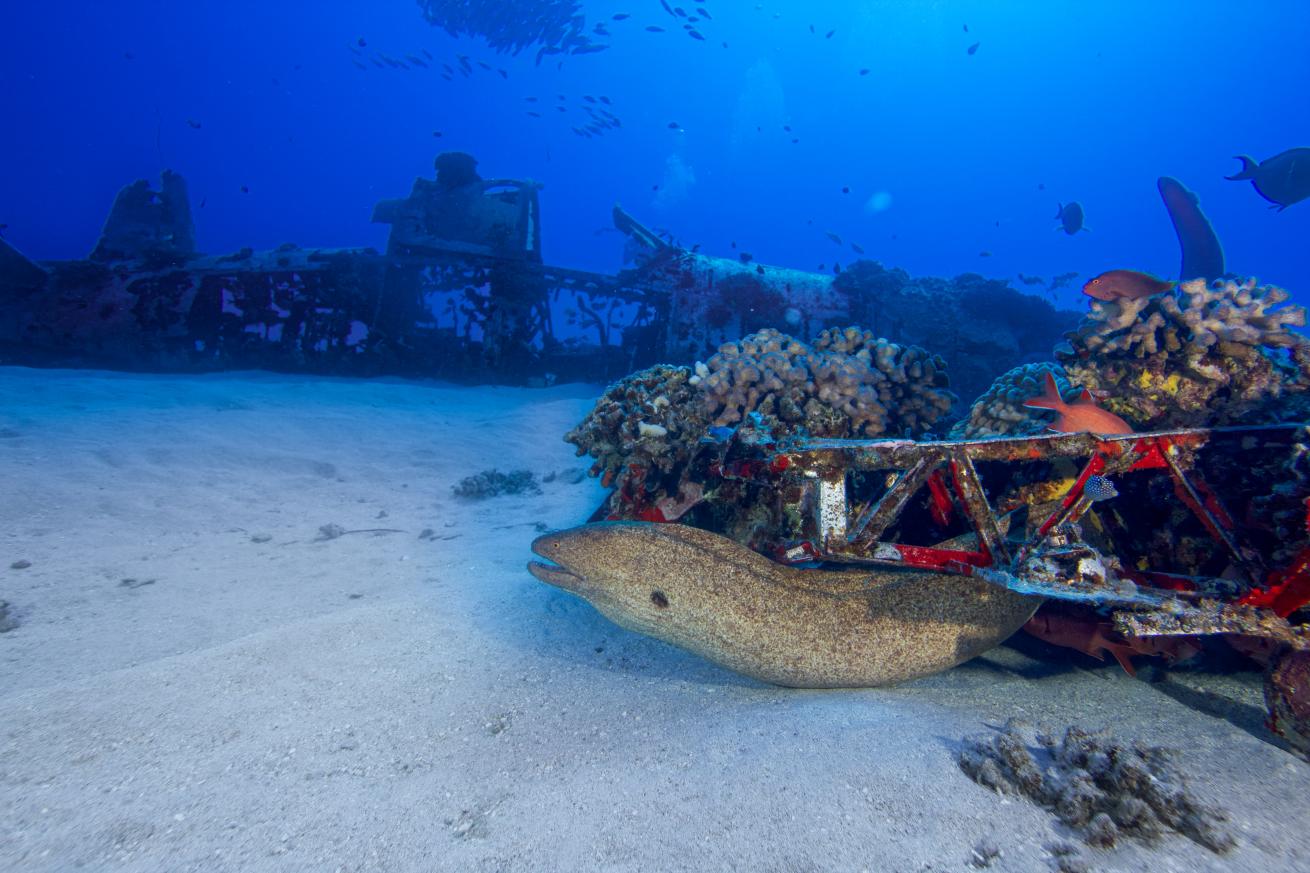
xmin=529 ymin=521 xmax=1041 ymax=688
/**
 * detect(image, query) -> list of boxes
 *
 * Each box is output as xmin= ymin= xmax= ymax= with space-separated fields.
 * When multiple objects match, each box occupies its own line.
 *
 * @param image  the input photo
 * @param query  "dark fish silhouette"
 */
xmin=1225 ymin=148 xmax=1310 ymax=212
xmin=859 ymin=68 xmax=870 ymax=75
xmin=688 ymin=30 xmax=705 ymax=40
xmin=1082 ymin=269 xmax=1175 ymax=302
xmin=851 ymin=242 xmax=865 ymax=254
xmin=1157 ymin=176 xmax=1225 ymax=282
xmin=646 ymin=25 xmax=665 ymax=32
xmin=613 ymin=13 xmax=631 ymax=20
xmin=967 ymin=41 xmax=980 ymax=55
xmin=1054 ymin=202 xmax=1086 ymax=235
xmin=667 ymin=121 xmax=681 ymax=129
xmin=825 ymin=231 xmax=843 ymax=245
xmin=186 ymin=118 xmax=202 ymax=129
xmin=697 ymin=7 xmax=712 ymax=18
xmin=1050 ymin=271 xmax=1079 ymax=291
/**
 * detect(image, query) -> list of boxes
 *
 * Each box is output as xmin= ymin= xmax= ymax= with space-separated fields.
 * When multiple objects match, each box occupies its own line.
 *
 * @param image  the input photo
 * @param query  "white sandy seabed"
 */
xmin=0 ymin=366 xmax=1306 ymax=873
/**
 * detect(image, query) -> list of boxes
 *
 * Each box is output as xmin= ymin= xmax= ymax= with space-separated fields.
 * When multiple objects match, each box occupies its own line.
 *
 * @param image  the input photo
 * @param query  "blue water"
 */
xmin=3 ymin=1 xmax=1308 ymax=309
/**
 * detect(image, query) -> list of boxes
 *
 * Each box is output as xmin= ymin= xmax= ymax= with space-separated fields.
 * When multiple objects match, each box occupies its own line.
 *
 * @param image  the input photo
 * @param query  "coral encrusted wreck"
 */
xmin=565 ymin=328 xmax=953 ymax=487
xmin=1057 ymin=278 xmax=1310 ymax=429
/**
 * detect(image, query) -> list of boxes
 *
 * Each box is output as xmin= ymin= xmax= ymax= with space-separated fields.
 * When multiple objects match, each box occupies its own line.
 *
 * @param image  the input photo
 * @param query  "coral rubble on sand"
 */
xmin=452 ymin=468 xmax=541 ymax=499
xmin=959 ymin=718 xmax=1235 ymax=853
xmin=1058 ymin=278 xmax=1310 ymax=429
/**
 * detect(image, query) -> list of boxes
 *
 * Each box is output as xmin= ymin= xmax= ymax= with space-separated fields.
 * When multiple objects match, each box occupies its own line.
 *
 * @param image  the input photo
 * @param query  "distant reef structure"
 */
xmin=828 ymin=260 xmax=1080 ymax=412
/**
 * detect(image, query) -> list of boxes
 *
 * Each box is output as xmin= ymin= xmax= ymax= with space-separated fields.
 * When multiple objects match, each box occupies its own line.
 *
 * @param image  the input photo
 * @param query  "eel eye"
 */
xmin=650 ymin=590 xmax=669 ymax=609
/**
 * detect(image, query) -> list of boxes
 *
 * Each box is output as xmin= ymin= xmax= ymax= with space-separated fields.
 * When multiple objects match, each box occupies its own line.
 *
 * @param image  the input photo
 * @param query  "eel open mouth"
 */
xmin=526 ymin=559 xmax=583 ymax=590
xmin=527 ymin=533 xmax=585 ymax=591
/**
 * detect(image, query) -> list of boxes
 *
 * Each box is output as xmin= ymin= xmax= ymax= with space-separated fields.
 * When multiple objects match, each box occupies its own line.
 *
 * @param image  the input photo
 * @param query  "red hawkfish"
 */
xmin=1082 ymin=269 xmax=1176 ymax=302
xmin=1024 ymin=611 xmax=1201 ymax=676
xmin=1023 ymin=372 xmax=1133 ymax=435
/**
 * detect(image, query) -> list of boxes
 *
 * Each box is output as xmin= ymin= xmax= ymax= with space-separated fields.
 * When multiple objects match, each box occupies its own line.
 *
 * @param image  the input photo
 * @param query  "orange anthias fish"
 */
xmin=1082 ymin=269 xmax=1176 ymax=301
xmin=1023 ymin=372 xmax=1133 ymax=435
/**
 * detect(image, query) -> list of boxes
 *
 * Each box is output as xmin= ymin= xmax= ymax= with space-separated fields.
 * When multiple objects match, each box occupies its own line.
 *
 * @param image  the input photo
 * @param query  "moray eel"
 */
xmin=528 ymin=522 xmax=1040 ymax=688
xmin=1157 ymin=176 xmax=1225 ymax=282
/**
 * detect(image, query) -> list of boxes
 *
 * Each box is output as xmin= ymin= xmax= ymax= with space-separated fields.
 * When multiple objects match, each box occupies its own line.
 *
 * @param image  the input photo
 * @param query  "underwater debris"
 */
xmin=968 ymin=837 xmax=1001 ymax=868
xmin=452 ymin=468 xmax=542 ymax=499
xmin=1059 ymin=277 xmax=1310 ymax=429
xmin=314 ymin=523 xmax=405 ymax=540
xmin=0 ymin=600 xmax=19 ymax=633
xmin=90 ymin=171 xmax=197 ymax=264
xmin=959 ymin=718 xmax=1235 ymax=853
xmin=1266 ymin=649 xmax=1310 ymax=758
